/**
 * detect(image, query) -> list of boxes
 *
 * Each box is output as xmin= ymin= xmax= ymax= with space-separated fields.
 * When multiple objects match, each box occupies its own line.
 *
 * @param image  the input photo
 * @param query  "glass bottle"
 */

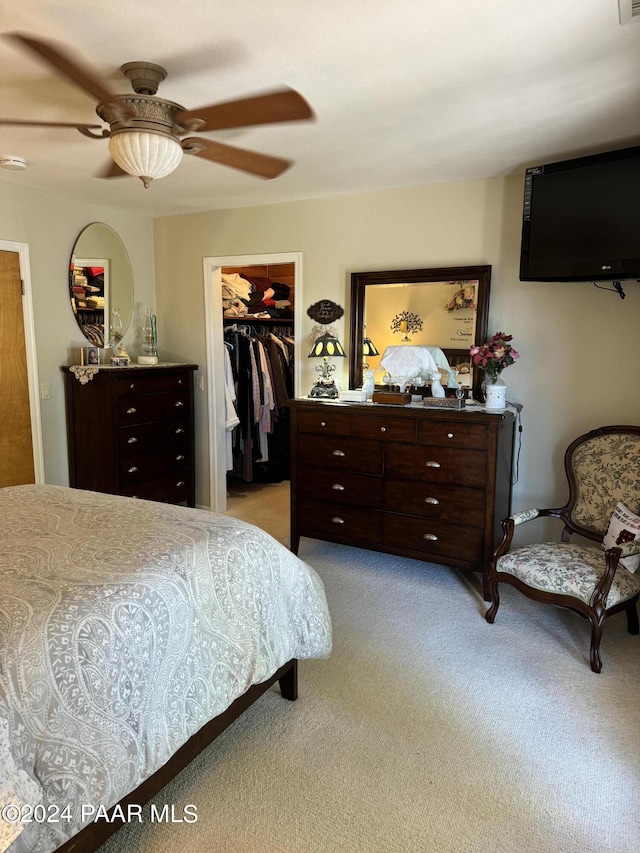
xmin=142 ymin=308 xmax=158 ymax=359
xmin=109 ymin=307 xmax=123 ymax=348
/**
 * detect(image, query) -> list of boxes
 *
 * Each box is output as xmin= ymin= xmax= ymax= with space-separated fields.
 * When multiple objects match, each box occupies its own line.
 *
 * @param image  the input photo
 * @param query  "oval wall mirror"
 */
xmin=349 ymin=265 xmax=491 ymax=400
xmin=69 ymin=223 xmax=134 ymax=347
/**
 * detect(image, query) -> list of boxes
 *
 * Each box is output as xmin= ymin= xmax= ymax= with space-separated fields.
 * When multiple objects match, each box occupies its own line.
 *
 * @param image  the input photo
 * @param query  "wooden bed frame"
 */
xmin=55 ymin=659 xmax=298 ymax=853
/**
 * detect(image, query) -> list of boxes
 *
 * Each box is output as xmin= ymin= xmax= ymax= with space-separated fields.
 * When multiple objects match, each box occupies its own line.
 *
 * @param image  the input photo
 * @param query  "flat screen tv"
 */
xmin=519 ymin=145 xmax=640 ymax=282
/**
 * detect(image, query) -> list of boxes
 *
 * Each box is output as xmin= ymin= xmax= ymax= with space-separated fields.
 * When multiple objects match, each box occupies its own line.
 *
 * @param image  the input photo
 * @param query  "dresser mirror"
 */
xmin=349 ymin=265 xmax=491 ymax=400
xmin=69 ymin=223 xmax=134 ymax=347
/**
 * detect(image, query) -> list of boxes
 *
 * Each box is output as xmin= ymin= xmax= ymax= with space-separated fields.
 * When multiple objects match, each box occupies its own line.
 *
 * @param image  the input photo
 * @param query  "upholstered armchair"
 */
xmin=485 ymin=425 xmax=640 ymax=672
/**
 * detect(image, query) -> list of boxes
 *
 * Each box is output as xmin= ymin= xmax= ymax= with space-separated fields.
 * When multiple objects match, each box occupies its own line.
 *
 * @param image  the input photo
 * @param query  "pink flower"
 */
xmin=469 ymin=332 xmax=520 ymax=381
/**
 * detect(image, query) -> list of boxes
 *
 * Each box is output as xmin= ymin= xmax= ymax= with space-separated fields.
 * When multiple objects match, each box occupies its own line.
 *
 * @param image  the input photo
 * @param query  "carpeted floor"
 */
xmin=99 ymin=481 xmax=640 ymax=853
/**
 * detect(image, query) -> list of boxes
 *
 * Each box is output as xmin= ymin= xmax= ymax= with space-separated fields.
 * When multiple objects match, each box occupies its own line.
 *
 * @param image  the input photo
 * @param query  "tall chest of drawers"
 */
xmin=62 ymin=364 xmax=197 ymax=506
xmin=288 ymin=399 xmax=515 ymax=596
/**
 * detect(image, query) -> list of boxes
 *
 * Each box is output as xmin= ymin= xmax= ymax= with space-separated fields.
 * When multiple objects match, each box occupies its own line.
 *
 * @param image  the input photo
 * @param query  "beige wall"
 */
xmin=2 ymin=174 xmax=637 ymax=543
xmin=0 ymin=181 xmax=155 ymax=485
xmin=154 ymin=175 xmax=640 ymax=540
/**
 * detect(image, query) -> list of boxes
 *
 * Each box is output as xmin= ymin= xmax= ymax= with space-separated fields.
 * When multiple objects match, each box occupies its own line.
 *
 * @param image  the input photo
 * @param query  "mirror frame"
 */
xmin=349 ymin=264 xmax=491 ymax=400
xmin=69 ymin=222 xmax=133 ymax=347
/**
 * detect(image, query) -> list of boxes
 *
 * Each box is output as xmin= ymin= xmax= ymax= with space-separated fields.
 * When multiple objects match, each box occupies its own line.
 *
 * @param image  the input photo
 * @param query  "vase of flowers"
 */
xmin=469 ymin=332 xmax=519 ymax=409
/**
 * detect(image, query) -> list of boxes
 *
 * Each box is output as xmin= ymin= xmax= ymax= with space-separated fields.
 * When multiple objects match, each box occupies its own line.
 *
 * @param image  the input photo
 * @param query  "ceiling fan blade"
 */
xmin=4 ymin=32 xmax=134 ymax=115
xmin=177 ymin=88 xmax=313 ymax=132
xmin=0 ymin=118 xmax=102 ymax=130
xmin=182 ymin=137 xmax=291 ymax=179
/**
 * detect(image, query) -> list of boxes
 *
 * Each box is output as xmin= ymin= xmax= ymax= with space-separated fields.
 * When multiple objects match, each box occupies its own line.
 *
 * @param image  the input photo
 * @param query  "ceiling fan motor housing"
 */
xmin=96 ymin=94 xmax=186 ymax=139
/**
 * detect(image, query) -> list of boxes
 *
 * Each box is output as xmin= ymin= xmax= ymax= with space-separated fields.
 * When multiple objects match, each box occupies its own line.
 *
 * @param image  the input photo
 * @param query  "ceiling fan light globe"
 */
xmin=108 ymin=131 xmax=183 ymax=187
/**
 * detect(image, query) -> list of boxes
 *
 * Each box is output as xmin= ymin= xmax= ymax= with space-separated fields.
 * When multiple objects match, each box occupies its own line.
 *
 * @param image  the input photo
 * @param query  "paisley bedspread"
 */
xmin=0 ymin=485 xmax=332 ymax=853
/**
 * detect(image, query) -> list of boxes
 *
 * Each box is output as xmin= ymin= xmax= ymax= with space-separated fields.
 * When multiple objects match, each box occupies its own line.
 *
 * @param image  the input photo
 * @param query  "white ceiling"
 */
xmin=0 ymin=0 xmax=639 ymax=218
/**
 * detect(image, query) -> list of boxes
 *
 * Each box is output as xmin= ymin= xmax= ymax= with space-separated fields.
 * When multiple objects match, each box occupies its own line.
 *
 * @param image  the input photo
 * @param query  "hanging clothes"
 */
xmin=224 ymin=345 xmax=240 ymax=471
xmin=224 ymin=323 xmax=294 ymax=483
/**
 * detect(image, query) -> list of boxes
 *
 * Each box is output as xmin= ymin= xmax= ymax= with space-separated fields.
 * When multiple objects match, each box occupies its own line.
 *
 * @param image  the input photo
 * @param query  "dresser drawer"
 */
xmin=63 ymin=364 xmax=197 ymax=508
xmin=119 ymin=442 xmax=190 ymax=484
xmin=117 ymin=391 xmax=190 ymax=425
xmin=118 ymin=418 xmax=190 ymax=455
xmin=116 ymin=371 xmax=191 ymax=397
xmin=297 ymin=434 xmax=383 ymax=475
xmin=298 ymin=499 xmax=382 ymax=543
xmin=297 ymin=410 xmax=352 ymax=436
xmin=417 ymin=420 xmax=489 ymax=449
xmin=297 ymin=465 xmax=383 ymax=507
xmin=385 ymin=443 xmax=487 ymax=487
xmin=383 ymin=513 xmax=483 ymax=563
xmin=352 ymin=415 xmax=416 ymax=443
xmin=121 ymin=472 xmax=193 ymax=504
xmin=384 ymin=480 xmax=485 ymax=526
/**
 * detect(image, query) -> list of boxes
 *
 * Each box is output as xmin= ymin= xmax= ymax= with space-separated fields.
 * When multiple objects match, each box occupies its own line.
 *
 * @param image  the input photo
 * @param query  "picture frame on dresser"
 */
xmin=81 ymin=345 xmax=100 ymax=365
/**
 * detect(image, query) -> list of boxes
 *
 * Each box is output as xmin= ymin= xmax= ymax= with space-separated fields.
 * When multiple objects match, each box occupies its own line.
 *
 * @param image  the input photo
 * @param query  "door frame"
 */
xmin=0 ymin=240 xmax=45 ymax=482
xmin=203 ymin=252 xmax=302 ymax=513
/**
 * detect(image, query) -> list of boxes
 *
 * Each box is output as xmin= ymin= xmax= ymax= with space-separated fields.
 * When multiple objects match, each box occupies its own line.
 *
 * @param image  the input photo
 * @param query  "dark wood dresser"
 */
xmin=288 ymin=398 xmax=515 ymax=596
xmin=62 ymin=363 xmax=197 ymax=506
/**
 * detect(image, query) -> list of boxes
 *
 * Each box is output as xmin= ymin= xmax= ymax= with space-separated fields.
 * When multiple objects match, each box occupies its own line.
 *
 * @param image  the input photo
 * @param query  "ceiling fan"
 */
xmin=0 ymin=32 xmax=314 ymax=188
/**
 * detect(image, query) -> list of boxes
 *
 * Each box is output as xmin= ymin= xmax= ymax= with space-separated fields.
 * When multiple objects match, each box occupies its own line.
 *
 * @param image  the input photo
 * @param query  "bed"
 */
xmin=0 ymin=485 xmax=332 ymax=853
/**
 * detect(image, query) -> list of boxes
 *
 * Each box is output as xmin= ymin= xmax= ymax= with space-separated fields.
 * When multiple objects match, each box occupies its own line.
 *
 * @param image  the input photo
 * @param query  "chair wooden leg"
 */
xmin=626 ymin=601 xmax=639 ymax=635
xmin=589 ymin=617 xmax=605 ymax=673
xmin=485 ymin=581 xmax=500 ymax=624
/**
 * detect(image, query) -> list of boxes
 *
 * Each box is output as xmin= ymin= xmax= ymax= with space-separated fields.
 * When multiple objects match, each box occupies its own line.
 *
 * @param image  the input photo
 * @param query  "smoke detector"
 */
xmin=0 ymin=156 xmax=27 ymax=171
xmin=618 ymin=0 xmax=640 ymax=24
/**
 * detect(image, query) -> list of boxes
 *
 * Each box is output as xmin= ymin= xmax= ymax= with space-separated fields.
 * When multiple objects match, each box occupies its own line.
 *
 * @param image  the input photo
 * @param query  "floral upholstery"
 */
xmin=488 ymin=426 xmax=640 ymax=672
xmin=570 ymin=433 xmax=640 ymax=535
xmin=497 ymin=542 xmax=640 ymax=607
xmin=511 ymin=508 xmax=540 ymax=526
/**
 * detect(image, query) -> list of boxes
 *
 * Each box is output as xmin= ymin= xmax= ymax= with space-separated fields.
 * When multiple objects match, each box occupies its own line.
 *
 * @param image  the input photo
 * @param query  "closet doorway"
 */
xmin=203 ymin=252 xmax=302 ymax=514
xmin=0 ymin=241 xmax=44 ymax=486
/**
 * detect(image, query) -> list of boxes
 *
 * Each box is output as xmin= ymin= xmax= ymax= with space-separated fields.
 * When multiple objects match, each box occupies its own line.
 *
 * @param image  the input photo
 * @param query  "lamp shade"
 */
xmin=362 ymin=337 xmax=379 ymax=357
xmin=308 ymin=332 xmax=346 ymax=358
xmin=108 ymin=131 xmax=183 ymax=188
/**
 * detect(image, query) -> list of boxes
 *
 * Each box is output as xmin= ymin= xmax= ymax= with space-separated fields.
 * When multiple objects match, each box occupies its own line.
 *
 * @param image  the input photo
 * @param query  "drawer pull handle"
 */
xmin=175 ymin=401 xmax=185 ymax=407
xmin=126 ymin=407 xmax=137 ymax=414
xmin=127 ymin=436 xmax=138 ymax=444
xmin=380 ymin=426 xmax=386 ymax=433
xmin=331 ymin=516 xmax=345 ymax=524
xmin=176 ymin=480 xmax=185 ymax=487
xmin=178 ymin=379 xmax=183 ymax=384
xmin=425 ymin=460 xmax=441 ymax=468
xmin=447 ymin=433 xmax=454 ymax=439
xmin=175 ymin=428 xmax=184 ymax=434
xmin=332 ymin=449 xmax=346 ymax=457
xmin=127 ymin=466 xmax=138 ymax=474
xmin=423 ymin=533 xmax=438 ymax=541
xmin=176 ymin=454 xmax=185 ymax=461
xmin=332 ymin=484 xmax=345 ymax=491
xmin=424 ymin=497 xmax=440 ymax=505
xmin=129 ymin=383 xmax=135 ymax=390
xmin=320 ymin=421 xmax=327 ymax=427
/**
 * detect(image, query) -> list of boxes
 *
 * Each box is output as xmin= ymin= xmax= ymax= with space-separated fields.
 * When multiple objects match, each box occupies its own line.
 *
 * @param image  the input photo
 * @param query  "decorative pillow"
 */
xmin=603 ymin=501 xmax=640 ymax=573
